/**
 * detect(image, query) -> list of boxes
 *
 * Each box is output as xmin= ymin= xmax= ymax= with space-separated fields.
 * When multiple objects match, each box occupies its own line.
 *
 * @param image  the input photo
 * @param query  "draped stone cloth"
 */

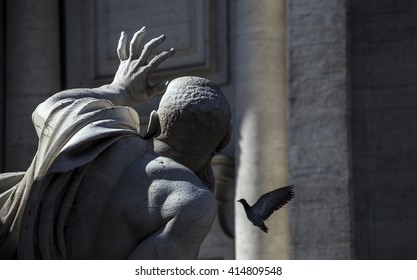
xmin=0 ymin=97 xmax=140 ymax=259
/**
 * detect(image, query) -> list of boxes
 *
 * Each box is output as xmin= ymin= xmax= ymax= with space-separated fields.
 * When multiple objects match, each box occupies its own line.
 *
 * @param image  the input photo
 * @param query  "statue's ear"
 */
xmin=143 ymin=110 xmax=160 ymax=139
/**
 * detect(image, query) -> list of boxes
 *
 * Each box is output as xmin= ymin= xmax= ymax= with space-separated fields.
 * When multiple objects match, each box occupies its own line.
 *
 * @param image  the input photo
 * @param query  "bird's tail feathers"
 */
xmin=260 ymin=224 xmax=268 ymax=233
xmin=288 ymin=185 xmax=295 ymax=199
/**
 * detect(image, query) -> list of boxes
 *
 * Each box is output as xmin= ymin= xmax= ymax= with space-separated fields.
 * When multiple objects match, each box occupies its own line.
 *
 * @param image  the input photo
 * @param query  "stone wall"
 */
xmin=287 ymin=0 xmax=417 ymax=260
xmin=350 ymin=0 xmax=417 ymax=259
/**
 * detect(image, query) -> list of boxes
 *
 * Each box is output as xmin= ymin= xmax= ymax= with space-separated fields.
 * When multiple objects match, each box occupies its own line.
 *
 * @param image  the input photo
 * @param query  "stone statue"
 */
xmin=0 ymin=27 xmax=231 ymax=259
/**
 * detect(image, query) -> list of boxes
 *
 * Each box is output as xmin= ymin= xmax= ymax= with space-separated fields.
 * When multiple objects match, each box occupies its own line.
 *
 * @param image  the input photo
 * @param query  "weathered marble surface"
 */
xmin=0 ymin=29 xmax=231 ymax=259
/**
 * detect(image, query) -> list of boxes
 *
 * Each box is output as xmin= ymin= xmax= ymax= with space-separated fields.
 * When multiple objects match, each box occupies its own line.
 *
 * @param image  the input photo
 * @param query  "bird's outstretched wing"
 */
xmin=252 ymin=185 xmax=294 ymax=220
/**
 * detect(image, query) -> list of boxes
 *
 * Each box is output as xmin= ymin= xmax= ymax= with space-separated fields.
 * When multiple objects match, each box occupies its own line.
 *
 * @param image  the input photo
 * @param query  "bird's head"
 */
xmin=237 ymin=198 xmax=248 ymax=205
xmin=237 ymin=199 xmax=250 ymax=209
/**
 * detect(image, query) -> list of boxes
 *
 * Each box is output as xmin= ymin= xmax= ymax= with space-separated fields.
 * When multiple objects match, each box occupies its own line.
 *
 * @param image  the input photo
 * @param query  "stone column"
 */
xmin=199 ymin=155 xmax=236 ymax=260
xmin=234 ymin=0 xmax=289 ymax=259
xmin=5 ymin=0 xmax=61 ymax=171
xmin=287 ymin=0 xmax=352 ymax=259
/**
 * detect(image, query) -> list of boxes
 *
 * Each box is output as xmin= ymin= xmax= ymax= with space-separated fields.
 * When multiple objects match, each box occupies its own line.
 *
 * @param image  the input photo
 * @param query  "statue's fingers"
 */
xmin=117 ymin=31 xmax=128 ymax=61
xmin=147 ymin=48 xmax=175 ymax=72
xmin=138 ymin=35 xmax=167 ymax=65
xmin=147 ymin=80 xmax=170 ymax=97
xmin=129 ymin=27 xmax=146 ymax=59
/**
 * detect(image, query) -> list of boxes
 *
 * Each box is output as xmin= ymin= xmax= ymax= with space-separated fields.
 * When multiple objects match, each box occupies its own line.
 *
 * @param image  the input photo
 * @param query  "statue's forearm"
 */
xmin=32 ymin=84 xmax=140 ymax=132
xmin=53 ymin=84 xmax=133 ymax=106
xmin=32 ymin=85 xmax=140 ymax=139
xmin=42 ymin=84 xmax=136 ymax=107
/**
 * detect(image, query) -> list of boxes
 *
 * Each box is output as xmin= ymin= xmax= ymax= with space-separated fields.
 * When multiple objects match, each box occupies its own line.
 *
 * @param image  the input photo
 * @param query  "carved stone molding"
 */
xmin=64 ymin=0 xmax=228 ymax=89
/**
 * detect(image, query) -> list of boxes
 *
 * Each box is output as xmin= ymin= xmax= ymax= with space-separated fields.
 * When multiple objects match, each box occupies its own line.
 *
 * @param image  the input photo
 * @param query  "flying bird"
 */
xmin=237 ymin=185 xmax=294 ymax=233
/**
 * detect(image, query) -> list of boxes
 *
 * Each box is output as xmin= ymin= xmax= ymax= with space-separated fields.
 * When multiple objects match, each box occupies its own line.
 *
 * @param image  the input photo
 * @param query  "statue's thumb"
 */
xmin=149 ymin=80 xmax=170 ymax=97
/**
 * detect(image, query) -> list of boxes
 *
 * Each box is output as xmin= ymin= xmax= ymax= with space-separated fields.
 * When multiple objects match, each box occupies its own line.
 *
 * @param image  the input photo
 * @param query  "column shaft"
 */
xmin=234 ymin=0 xmax=289 ymax=259
xmin=5 ymin=0 xmax=61 ymax=171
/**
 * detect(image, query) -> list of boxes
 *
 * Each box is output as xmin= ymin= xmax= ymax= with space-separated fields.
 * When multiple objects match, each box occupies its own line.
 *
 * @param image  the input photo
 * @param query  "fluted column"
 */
xmin=234 ymin=0 xmax=289 ymax=259
xmin=5 ymin=0 xmax=61 ymax=171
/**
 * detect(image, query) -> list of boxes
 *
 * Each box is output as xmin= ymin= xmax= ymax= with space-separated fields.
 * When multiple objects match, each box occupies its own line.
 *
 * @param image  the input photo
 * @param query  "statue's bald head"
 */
xmin=156 ymin=76 xmax=231 ymax=159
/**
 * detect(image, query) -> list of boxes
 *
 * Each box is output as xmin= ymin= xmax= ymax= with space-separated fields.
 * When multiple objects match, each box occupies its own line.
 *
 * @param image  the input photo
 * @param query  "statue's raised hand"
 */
xmin=111 ymin=27 xmax=175 ymax=105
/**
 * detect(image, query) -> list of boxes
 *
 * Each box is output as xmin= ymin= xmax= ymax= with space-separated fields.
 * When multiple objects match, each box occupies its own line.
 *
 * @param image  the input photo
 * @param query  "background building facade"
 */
xmin=1 ymin=0 xmax=417 ymax=259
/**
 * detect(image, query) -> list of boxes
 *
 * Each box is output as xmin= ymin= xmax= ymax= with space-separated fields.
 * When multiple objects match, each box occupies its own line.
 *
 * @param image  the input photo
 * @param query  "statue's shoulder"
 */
xmin=146 ymin=156 xmax=216 ymax=215
xmin=145 ymin=156 xmax=197 ymax=181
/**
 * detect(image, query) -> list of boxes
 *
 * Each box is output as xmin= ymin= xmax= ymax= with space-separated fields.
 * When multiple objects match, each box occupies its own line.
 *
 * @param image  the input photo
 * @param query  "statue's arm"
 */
xmin=36 ymin=27 xmax=174 ymax=120
xmin=127 ymin=185 xmax=217 ymax=260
